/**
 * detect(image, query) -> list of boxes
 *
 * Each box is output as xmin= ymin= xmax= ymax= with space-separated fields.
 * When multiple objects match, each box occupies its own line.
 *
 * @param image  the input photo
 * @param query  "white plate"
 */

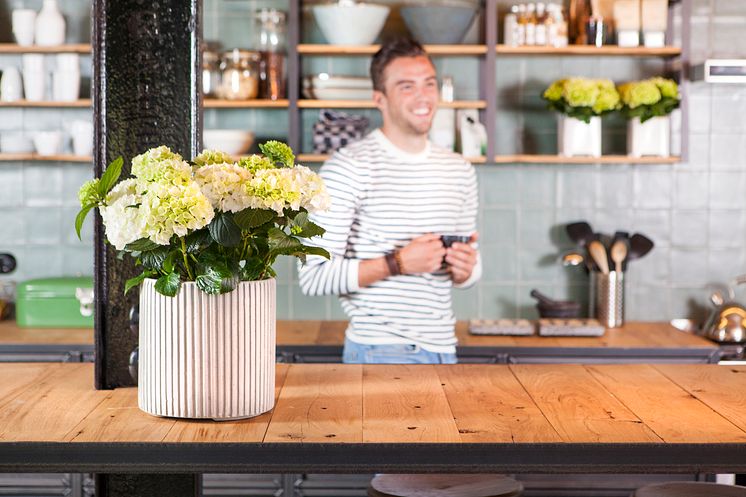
xmin=311 ymin=74 xmax=372 ymax=90
xmin=311 ymin=88 xmax=374 ymax=100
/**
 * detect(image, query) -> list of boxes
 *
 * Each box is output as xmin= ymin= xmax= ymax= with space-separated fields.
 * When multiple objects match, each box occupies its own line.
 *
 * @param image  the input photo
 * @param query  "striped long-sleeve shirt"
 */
xmin=298 ymin=129 xmax=481 ymax=353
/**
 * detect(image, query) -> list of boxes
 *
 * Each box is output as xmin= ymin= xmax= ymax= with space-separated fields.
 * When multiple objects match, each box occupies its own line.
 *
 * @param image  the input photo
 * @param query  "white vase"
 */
xmin=627 ymin=115 xmax=670 ymax=158
xmin=35 ymin=0 xmax=65 ymax=47
xmin=138 ymin=278 xmax=276 ymax=420
xmin=557 ymin=114 xmax=601 ymax=158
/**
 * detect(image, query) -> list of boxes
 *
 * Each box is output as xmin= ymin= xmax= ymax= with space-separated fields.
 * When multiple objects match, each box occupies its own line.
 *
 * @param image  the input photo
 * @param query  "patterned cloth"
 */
xmin=312 ymin=109 xmax=370 ymax=154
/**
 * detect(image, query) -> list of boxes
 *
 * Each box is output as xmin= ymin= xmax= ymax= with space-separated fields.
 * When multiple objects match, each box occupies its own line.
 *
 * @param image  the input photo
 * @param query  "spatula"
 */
xmin=610 ymin=238 xmax=628 ymax=273
xmin=566 ymin=221 xmax=594 ymax=246
xmin=588 ymin=239 xmax=609 ymax=275
xmin=627 ymin=233 xmax=654 ymax=262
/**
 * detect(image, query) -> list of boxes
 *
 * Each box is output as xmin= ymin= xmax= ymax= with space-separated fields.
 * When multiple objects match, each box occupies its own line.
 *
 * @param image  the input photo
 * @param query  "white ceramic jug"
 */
xmin=35 ymin=0 xmax=65 ymax=46
xmin=1 ymin=67 xmax=23 ymax=102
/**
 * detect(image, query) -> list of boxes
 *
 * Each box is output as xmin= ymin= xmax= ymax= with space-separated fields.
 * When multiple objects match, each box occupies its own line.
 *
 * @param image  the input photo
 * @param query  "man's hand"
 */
xmin=398 ymin=233 xmax=446 ymax=274
xmin=445 ymin=232 xmax=479 ymax=284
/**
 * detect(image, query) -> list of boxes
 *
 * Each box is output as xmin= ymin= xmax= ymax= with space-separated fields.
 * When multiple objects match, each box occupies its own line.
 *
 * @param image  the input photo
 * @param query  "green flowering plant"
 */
xmin=617 ymin=77 xmax=680 ymax=123
xmin=542 ymin=77 xmax=621 ymax=123
xmin=75 ymin=141 xmax=331 ymax=297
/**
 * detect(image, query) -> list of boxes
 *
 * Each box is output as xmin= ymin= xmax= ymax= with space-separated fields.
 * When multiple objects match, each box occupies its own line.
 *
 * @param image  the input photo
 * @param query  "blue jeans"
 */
xmin=342 ymin=338 xmax=457 ymax=364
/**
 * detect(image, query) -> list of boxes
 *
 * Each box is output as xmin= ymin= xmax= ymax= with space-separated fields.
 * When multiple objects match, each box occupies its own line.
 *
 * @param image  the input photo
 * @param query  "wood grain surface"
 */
xmin=3 ymin=363 xmax=746 ymax=445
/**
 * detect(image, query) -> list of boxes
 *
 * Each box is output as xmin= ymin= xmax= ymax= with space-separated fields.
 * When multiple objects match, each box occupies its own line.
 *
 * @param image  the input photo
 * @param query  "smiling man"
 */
xmin=298 ymin=38 xmax=481 ymax=364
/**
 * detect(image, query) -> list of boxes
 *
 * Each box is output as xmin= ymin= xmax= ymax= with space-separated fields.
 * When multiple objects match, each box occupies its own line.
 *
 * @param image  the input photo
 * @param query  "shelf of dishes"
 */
xmin=203 ymin=99 xmax=289 ymax=108
xmin=298 ymin=154 xmax=488 ymax=164
xmin=492 ymin=154 xmax=680 ymax=164
xmin=297 ymin=100 xmax=486 ymax=109
xmin=0 ymin=43 xmax=91 ymax=54
xmin=0 ymin=153 xmax=90 ymax=162
xmin=297 ymin=44 xmax=488 ymax=56
xmin=495 ymin=44 xmax=681 ymax=56
xmin=0 ymin=99 xmax=90 ymax=107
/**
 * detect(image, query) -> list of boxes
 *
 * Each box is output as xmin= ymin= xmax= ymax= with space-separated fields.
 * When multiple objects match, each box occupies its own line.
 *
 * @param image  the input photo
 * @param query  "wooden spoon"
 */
xmin=588 ymin=239 xmax=609 ymax=275
xmin=610 ymin=239 xmax=628 ymax=273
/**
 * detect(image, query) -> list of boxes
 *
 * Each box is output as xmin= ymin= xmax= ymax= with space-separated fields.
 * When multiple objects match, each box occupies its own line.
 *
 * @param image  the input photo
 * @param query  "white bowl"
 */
xmin=312 ymin=3 xmax=389 ymax=46
xmin=203 ymin=130 xmax=254 ymax=156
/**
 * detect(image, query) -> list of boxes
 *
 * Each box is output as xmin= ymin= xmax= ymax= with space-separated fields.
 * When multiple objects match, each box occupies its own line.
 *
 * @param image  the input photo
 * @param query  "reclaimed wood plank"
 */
xmin=587 ymin=364 xmax=746 ymax=443
xmin=511 ymin=364 xmax=662 ymax=443
xmin=0 ymin=321 xmax=93 ymax=344
xmin=164 ymin=364 xmax=290 ymax=443
xmin=362 ymin=365 xmax=460 ymax=443
xmin=0 ymin=364 xmax=107 ymax=442
xmin=0 ymin=363 xmax=64 ymax=407
xmin=277 ymin=320 xmax=322 ymax=345
xmin=655 ymin=365 xmax=746 ymax=436
xmin=438 ymin=365 xmax=561 ymax=443
xmin=265 ymin=364 xmax=362 ymax=442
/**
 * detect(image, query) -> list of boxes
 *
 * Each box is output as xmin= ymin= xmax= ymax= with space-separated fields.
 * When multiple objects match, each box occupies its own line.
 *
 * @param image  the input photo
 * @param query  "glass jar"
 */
xmin=254 ymin=8 xmax=287 ymax=100
xmin=219 ymin=49 xmax=260 ymax=100
xmin=202 ymin=49 xmax=221 ymax=98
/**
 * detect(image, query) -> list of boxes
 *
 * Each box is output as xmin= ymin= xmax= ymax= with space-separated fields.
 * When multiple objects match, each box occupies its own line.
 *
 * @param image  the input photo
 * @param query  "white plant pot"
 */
xmin=557 ymin=115 xmax=601 ymax=158
xmin=627 ymin=115 xmax=670 ymax=158
xmin=138 ymin=278 xmax=276 ymax=420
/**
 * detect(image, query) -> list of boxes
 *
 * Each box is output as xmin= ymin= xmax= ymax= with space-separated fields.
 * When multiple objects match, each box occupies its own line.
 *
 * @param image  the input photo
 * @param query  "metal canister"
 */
xmin=589 ymin=270 xmax=625 ymax=328
xmin=219 ymin=49 xmax=261 ymax=100
xmin=202 ymin=49 xmax=221 ymax=98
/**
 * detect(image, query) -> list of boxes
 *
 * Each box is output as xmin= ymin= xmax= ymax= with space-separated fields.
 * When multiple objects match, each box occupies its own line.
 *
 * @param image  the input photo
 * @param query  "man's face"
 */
xmin=374 ymin=55 xmax=439 ymax=137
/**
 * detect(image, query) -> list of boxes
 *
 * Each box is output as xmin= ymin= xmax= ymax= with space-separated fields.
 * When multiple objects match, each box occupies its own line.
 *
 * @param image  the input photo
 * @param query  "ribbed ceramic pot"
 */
xmin=138 ymin=278 xmax=276 ymax=420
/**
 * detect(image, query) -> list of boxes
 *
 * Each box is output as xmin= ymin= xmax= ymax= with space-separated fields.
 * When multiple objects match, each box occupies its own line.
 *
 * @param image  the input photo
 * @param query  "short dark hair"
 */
xmin=370 ymin=38 xmax=432 ymax=93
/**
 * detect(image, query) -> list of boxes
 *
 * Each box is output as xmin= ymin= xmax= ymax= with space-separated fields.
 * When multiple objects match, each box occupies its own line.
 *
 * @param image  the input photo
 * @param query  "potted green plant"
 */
xmin=617 ymin=77 xmax=680 ymax=158
xmin=76 ymin=141 xmax=330 ymax=420
xmin=542 ymin=77 xmax=621 ymax=158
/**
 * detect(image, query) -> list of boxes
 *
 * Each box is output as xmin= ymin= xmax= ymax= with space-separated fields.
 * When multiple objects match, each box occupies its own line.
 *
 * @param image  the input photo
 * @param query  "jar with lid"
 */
xmin=253 ymin=8 xmax=287 ymax=100
xmin=202 ymin=49 xmax=221 ymax=98
xmin=219 ymin=49 xmax=260 ymax=100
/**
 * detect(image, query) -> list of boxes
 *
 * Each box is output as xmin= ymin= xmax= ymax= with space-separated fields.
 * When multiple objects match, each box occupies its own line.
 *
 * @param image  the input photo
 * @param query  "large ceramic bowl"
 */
xmin=203 ymin=129 xmax=255 ymax=156
xmin=401 ymin=3 xmax=478 ymax=45
xmin=312 ymin=2 xmax=390 ymax=45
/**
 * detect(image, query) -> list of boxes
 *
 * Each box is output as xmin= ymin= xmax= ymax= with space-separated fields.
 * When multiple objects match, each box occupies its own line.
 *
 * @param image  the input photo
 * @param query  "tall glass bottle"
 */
xmin=254 ymin=8 xmax=286 ymax=100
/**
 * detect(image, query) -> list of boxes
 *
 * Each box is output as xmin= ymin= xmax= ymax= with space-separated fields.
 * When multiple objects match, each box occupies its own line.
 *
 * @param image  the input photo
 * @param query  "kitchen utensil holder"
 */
xmin=589 ymin=271 xmax=625 ymax=328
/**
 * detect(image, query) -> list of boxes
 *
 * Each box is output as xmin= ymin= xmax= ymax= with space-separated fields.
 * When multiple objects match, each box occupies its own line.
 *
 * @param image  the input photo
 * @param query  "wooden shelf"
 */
xmin=298 ymin=44 xmax=487 ymax=56
xmin=493 ymin=154 xmax=681 ymax=164
xmin=298 ymin=153 xmax=487 ymax=164
xmin=203 ymin=99 xmax=289 ymax=108
xmin=298 ymin=100 xmax=486 ymax=109
xmin=0 ymin=99 xmax=90 ymax=108
xmin=0 ymin=153 xmax=91 ymax=162
xmin=0 ymin=43 xmax=91 ymax=54
xmin=496 ymin=44 xmax=681 ymax=56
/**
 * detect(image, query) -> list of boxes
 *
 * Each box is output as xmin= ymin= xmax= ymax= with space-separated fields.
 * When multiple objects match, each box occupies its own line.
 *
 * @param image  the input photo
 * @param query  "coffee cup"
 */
xmin=12 ymin=9 xmax=36 ymax=46
xmin=68 ymin=120 xmax=93 ymax=156
xmin=440 ymin=234 xmax=471 ymax=248
xmin=1 ymin=67 xmax=23 ymax=102
xmin=33 ymin=131 xmax=64 ymax=156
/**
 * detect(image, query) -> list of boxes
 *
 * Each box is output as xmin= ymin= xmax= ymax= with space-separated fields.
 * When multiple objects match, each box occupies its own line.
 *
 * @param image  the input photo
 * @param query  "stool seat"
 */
xmin=368 ymin=474 xmax=523 ymax=497
xmin=635 ymin=482 xmax=746 ymax=497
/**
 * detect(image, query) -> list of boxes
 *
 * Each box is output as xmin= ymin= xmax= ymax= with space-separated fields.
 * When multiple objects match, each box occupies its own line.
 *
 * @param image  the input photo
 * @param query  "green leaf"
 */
xmin=298 ymin=245 xmax=331 ymax=259
xmin=162 ymin=250 xmax=179 ymax=274
xmin=297 ymin=221 xmax=325 ymax=238
xmin=208 ymin=212 xmax=242 ymax=247
xmin=184 ymin=229 xmax=212 ymax=253
xmin=97 ymin=157 xmax=124 ymax=197
xmin=195 ymin=266 xmax=223 ymax=295
xmin=234 ymin=208 xmax=275 ymax=230
xmin=240 ymin=257 xmax=265 ymax=281
xmin=140 ymin=246 xmax=170 ymax=270
xmin=268 ymin=227 xmax=302 ymax=253
xmin=124 ymin=271 xmax=152 ymax=294
xmin=124 ymin=238 xmax=160 ymax=252
xmin=154 ymin=272 xmax=180 ymax=297
xmin=75 ymin=205 xmax=94 ymax=240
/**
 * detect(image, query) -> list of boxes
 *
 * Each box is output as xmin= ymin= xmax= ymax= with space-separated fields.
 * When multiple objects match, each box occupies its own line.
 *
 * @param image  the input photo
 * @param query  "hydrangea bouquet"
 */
xmin=617 ymin=77 xmax=680 ymax=123
xmin=542 ymin=77 xmax=621 ymax=122
xmin=76 ymin=141 xmax=330 ymax=297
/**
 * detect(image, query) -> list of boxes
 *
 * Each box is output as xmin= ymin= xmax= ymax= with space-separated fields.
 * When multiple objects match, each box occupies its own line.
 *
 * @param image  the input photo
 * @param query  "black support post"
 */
xmin=92 ymin=0 xmax=201 ymax=494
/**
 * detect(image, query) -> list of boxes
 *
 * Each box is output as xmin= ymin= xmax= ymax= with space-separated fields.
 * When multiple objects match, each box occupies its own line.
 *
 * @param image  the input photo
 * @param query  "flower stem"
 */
xmin=180 ymin=238 xmax=194 ymax=281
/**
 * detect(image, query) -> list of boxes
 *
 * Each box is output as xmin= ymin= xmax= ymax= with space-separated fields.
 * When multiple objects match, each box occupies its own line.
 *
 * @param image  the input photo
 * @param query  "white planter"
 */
xmin=557 ymin=115 xmax=601 ymax=158
xmin=627 ymin=115 xmax=670 ymax=158
xmin=138 ymin=278 xmax=276 ymax=420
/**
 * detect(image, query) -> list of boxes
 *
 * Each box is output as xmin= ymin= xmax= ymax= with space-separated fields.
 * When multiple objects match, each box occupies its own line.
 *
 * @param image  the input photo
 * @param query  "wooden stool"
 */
xmin=368 ymin=474 xmax=523 ymax=497
xmin=635 ymin=482 xmax=746 ymax=497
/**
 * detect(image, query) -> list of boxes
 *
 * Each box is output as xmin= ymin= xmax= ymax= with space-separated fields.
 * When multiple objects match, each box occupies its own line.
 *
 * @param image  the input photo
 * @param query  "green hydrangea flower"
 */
xmin=593 ymin=85 xmax=621 ymax=114
xmin=193 ymin=149 xmax=235 ymax=168
xmin=542 ymin=79 xmax=566 ymax=102
xmin=131 ymin=146 xmax=193 ymax=186
xmin=620 ymin=80 xmax=661 ymax=109
xmin=238 ymin=154 xmax=275 ymax=173
xmin=563 ymin=78 xmax=600 ymax=108
xmin=651 ymin=77 xmax=679 ymax=99
xmin=259 ymin=140 xmax=295 ymax=168
xmin=78 ymin=179 xmax=100 ymax=207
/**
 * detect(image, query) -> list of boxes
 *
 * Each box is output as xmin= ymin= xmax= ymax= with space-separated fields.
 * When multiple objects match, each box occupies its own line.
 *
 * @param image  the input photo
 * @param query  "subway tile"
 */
xmin=632 ymin=209 xmax=671 ymax=246
xmin=478 ymin=284 xmax=518 ymax=318
xmin=519 ymin=209 xmax=556 ymax=247
xmin=16 ymin=246 xmax=63 ymax=279
xmin=628 ymin=245 xmax=670 ymax=285
xmin=272 ymin=257 xmax=293 ymax=285
xmin=671 ymin=247 xmax=709 ymax=285
xmin=25 ymin=207 xmax=62 ymax=244
xmin=60 ymin=245 xmax=94 ymax=276
xmin=276 ymin=283 xmax=292 ymax=320
xmin=0 ymin=167 xmax=25 ymax=206
xmin=627 ymin=284 xmax=671 ymax=321
xmin=710 ymin=134 xmax=746 ymax=171
xmin=481 ymin=208 xmax=517 ymax=245
xmin=0 ymin=109 xmax=23 ymax=131
xmin=671 ymin=210 xmax=708 ymax=248
xmin=679 ymin=132 xmax=709 ymax=172
xmin=478 ymin=168 xmax=519 ymax=206
xmin=481 ymin=244 xmax=517 ymax=283
xmin=291 ymin=285 xmax=330 ymax=320
xmin=669 ymin=287 xmax=710 ymax=323
xmin=708 ymin=172 xmax=746 ymax=209
xmin=495 ymin=58 xmax=523 ymax=89
xmin=61 ymin=164 xmax=94 ymax=207
xmin=0 ymin=208 xmax=26 ymax=245
xmin=711 ymin=94 xmax=746 ymax=133
xmin=519 ymin=167 xmax=556 ymax=208
xmin=23 ymin=164 xmax=63 ymax=207
xmin=61 ymin=206 xmax=92 ymax=244
xmin=708 ymin=248 xmax=746 ymax=284
xmin=687 ymin=95 xmax=711 ymax=134
xmin=329 ymin=299 xmax=348 ymax=320
xmin=451 ymin=285 xmax=479 ymax=320
xmin=673 ymin=172 xmax=708 ymax=210
xmin=557 ymin=169 xmax=597 ymax=209
xmin=597 ymin=168 xmax=633 ymax=209
xmin=518 ymin=248 xmax=560 ymax=284
xmin=633 ymin=169 xmax=673 ymax=209
xmin=708 ymin=209 xmax=746 ymax=248
xmin=594 ymin=209 xmax=635 ymax=235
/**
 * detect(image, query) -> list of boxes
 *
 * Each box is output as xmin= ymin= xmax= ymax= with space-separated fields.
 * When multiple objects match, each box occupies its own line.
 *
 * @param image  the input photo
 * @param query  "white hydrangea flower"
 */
xmin=246 ymin=166 xmax=330 ymax=215
xmin=194 ymin=162 xmax=253 ymax=213
xmin=140 ymin=181 xmax=214 ymax=245
xmin=99 ymin=179 xmax=147 ymax=250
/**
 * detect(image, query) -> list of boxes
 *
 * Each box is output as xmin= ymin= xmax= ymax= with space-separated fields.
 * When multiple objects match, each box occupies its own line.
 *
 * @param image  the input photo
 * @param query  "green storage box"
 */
xmin=16 ymin=277 xmax=94 ymax=328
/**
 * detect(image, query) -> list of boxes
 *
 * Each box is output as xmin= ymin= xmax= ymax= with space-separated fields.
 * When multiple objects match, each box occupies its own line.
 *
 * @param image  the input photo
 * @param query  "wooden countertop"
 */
xmin=0 ymin=320 xmax=716 ymax=350
xmin=0 ymin=362 xmax=745 ymax=473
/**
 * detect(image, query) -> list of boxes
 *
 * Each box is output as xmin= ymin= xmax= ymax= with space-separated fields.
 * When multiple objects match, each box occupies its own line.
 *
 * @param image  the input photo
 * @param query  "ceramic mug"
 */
xmin=68 ymin=120 xmax=93 ymax=156
xmin=33 ymin=131 xmax=63 ymax=156
xmin=22 ymin=55 xmax=46 ymax=102
xmin=52 ymin=71 xmax=80 ymax=101
xmin=0 ymin=67 xmax=23 ymax=102
xmin=11 ymin=9 xmax=36 ymax=46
